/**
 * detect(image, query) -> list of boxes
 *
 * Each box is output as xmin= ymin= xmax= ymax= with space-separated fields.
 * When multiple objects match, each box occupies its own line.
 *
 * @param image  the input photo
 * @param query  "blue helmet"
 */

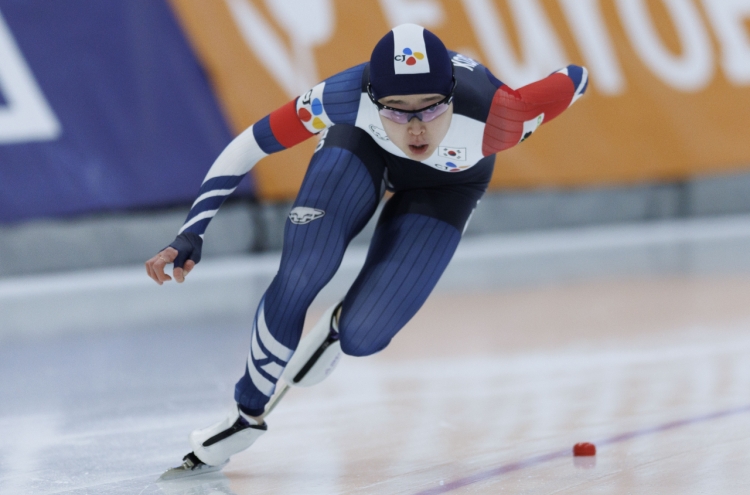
xmin=368 ymin=24 xmax=454 ymax=100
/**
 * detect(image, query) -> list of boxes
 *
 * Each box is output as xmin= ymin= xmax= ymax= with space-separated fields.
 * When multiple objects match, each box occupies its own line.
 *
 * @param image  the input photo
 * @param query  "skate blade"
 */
xmin=157 ymin=459 xmax=228 ymax=481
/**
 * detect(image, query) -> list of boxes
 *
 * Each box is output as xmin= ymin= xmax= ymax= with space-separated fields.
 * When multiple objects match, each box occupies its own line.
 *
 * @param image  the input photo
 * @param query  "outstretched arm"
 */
xmin=144 ymin=100 xmax=318 ymax=284
xmin=180 ymin=99 xmax=321 ymax=239
xmin=146 ymin=64 xmax=365 ymax=284
xmin=482 ymin=65 xmax=588 ymax=156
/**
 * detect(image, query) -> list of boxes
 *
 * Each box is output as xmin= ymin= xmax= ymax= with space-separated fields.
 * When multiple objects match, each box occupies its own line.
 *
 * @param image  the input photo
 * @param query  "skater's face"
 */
xmin=377 ymin=93 xmax=453 ymax=161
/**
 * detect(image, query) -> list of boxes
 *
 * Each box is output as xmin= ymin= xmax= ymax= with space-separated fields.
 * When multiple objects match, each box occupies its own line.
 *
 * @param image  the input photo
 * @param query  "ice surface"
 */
xmin=3 ymin=216 xmax=750 ymax=494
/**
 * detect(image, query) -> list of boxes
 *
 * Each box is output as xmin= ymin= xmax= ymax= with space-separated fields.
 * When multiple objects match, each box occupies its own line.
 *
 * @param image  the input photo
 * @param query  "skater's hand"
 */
xmin=145 ymin=247 xmax=195 ymax=285
xmin=145 ymin=233 xmax=202 ymax=285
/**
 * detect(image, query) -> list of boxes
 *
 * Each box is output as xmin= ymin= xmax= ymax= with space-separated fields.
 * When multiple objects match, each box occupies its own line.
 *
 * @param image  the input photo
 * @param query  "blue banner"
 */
xmin=0 ymin=0 xmax=250 ymax=223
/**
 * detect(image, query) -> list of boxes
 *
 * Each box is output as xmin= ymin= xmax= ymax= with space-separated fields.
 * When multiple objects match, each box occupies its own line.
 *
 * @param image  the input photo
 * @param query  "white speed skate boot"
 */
xmin=159 ymin=303 xmax=343 ymax=481
xmin=189 ymin=405 xmax=267 ymax=466
xmin=159 ymin=405 xmax=267 ymax=480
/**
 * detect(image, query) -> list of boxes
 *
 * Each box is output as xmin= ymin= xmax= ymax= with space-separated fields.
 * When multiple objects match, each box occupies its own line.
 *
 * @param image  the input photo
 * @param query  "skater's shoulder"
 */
xmin=449 ymin=51 xmax=501 ymax=124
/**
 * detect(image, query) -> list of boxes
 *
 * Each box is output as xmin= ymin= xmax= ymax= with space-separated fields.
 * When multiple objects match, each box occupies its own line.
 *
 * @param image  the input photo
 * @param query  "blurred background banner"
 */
xmin=3 ymin=0 xmax=750 ymax=219
xmin=0 ymin=0 xmax=247 ymax=224
xmin=170 ymin=0 xmax=750 ymax=199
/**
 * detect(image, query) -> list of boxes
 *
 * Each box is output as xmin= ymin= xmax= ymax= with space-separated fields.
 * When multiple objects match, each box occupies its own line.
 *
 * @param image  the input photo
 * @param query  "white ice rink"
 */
xmin=2 ymin=215 xmax=750 ymax=494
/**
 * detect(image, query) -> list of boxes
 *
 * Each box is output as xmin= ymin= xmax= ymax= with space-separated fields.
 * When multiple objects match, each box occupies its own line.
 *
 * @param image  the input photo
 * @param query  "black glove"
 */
xmin=167 ymin=233 xmax=203 ymax=269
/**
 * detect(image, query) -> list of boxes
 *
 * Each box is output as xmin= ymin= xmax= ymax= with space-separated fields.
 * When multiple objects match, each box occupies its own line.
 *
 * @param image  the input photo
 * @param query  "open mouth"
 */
xmin=408 ymin=144 xmax=428 ymax=154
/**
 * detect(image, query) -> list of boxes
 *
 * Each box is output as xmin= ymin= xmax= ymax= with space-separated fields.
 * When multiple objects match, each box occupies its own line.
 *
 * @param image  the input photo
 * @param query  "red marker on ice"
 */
xmin=573 ymin=442 xmax=596 ymax=456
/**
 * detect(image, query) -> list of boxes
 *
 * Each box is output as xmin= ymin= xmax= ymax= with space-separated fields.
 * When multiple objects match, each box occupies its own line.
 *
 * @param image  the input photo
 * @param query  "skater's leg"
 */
xmin=338 ymin=184 xmax=486 ymax=356
xmin=235 ymin=126 xmax=386 ymax=415
xmin=184 ymin=128 xmax=385 ymax=468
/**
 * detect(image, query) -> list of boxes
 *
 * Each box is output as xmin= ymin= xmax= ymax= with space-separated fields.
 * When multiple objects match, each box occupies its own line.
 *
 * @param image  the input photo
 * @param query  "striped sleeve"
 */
xmin=177 ymin=64 xmax=366 ymax=238
xmin=482 ymin=64 xmax=588 ymax=156
xmin=178 ymin=124 xmax=266 ymax=236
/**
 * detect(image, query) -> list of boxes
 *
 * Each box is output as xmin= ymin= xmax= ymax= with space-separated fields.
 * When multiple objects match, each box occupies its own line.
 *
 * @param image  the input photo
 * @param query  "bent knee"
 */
xmin=339 ymin=327 xmax=391 ymax=357
xmin=340 ymin=339 xmax=386 ymax=357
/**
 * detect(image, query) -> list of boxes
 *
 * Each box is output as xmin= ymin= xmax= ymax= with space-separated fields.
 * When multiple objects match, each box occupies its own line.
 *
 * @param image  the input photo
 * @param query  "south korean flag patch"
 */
xmin=438 ymin=146 xmax=466 ymax=161
xmin=392 ymin=24 xmax=430 ymax=75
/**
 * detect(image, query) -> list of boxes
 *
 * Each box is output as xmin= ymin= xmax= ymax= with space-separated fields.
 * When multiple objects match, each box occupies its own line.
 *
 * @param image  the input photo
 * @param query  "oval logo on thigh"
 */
xmin=289 ymin=207 xmax=325 ymax=225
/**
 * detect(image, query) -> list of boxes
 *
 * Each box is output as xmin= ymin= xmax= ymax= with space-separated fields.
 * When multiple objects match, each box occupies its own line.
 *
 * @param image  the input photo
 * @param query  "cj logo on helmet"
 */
xmin=394 ymin=48 xmax=424 ymax=66
xmin=289 ymin=207 xmax=325 ymax=225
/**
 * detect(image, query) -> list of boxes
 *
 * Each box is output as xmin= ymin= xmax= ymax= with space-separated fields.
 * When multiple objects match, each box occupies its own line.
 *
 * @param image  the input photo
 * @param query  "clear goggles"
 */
xmin=367 ymin=77 xmax=456 ymax=124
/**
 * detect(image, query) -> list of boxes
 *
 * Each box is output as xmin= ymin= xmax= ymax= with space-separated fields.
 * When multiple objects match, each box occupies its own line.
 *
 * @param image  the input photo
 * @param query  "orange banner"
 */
xmin=170 ymin=0 xmax=750 ymax=200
